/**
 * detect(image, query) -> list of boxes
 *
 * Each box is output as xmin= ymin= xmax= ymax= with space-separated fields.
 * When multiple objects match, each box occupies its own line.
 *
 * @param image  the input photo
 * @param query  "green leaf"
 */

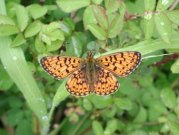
xmin=56 ymin=0 xmax=90 ymax=13
xmin=0 ymin=64 xmax=13 ymax=90
xmin=83 ymin=6 xmax=97 ymax=29
xmin=46 ymin=40 xmax=63 ymax=52
xmin=16 ymin=119 xmax=33 ymax=135
xmin=104 ymin=119 xmax=118 ymax=135
xmin=161 ymin=87 xmax=177 ymax=109
xmin=92 ymin=120 xmax=104 ymax=135
xmin=7 ymin=108 xmax=24 ymax=126
xmin=87 ymin=95 xmax=112 ymax=109
xmin=114 ymin=97 xmax=132 ymax=110
xmin=0 ymin=129 xmax=8 ymax=135
xmin=0 ymin=37 xmax=48 ymax=127
xmin=154 ymin=12 xmax=172 ymax=43
xmin=92 ymin=0 xmax=103 ymax=5
xmin=15 ymin=4 xmax=29 ymax=31
xmin=0 ymin=24 xmax=19 ymax=36
xmin=167 ymin=120 xmax=179 ymax=135
xmin=157 ymin=0 xmax=174 ymax=11
xmin=65 ymin=33 xmax=83 ymax=57
xmin=144 ymin=0 xmax=156 ymax=11
xmin=148 ymin=100 xmax=167 ymax=121
xmin=105 ymin=0 xmax=120 ymax=13
xmin=171 ymin=59 xmax=179 ymax=73
xmin=130 ymin=130 xmax=148 ymax=135
xmin=92 ymin=5 xmax=108 ymax=30
xmin=134 ymin=106 xmax=147 ymax=123
xmin=83 ymin=99 xmax=93 ymax=111
xmin=24 ymin=21 xmax=42 ymax=38
xmin=35 ymin=37 xmax=46 ymax=53
xmin=0 ymin=15 xmax=15 ymax=25
xmin=87 ymin=24 xmax=107 ymax=40
xmin=11 ymin=33 xmax=26 ymax=47
xmin=143 ymin=15 xmax=154 ymax=39
xmin=28 ymin=4 xmax=47 ymax=19
xmin=167 ymin=10 xmax=179 ymax=25
xmin=108 ymin=4 xmax=125 ymax=38
xmin=51 ymin=80 xmax=69 ymax=108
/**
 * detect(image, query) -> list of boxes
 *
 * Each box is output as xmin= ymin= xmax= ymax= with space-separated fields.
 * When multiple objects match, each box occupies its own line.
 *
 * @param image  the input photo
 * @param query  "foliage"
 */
xmin=0 ymin=0 xmax=179 ymax=135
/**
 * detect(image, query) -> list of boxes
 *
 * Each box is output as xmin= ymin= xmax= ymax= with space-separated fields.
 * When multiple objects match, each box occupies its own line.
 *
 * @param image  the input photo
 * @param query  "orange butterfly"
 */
xmin=40 ymin=51 xmax=141 ymax=96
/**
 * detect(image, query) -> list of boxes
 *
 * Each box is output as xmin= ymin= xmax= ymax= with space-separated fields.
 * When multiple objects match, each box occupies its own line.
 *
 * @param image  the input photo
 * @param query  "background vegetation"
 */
xmin=0 ymin=0 xmax=179 ymax=135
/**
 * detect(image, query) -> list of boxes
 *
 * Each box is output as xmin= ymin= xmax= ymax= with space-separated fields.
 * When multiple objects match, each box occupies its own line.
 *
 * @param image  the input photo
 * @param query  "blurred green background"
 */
xmin=0 ymin=0 xmax=179 ymax=135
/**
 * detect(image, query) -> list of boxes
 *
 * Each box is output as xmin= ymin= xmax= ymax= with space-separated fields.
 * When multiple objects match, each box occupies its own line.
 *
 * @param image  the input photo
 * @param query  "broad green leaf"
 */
xmin=167 ymin=120 xmax=179 ymax=135
xmin=148 ymin=100 xmax=167 ymax=121
xmin=65 ymin=34 xmax=82 ymax=57
xmin=35 ymin=38 xmax=46 ymax=53
xmin=83 ymin=99 xmax=93 ymax=111
xmin=87 ymin=95 xmax=112 ymax=109
xmin=130 ymin=130 xmax=148 ymax=135
xmin=59 ymin=18 xmax=75 ymax=36
xmin=108 ymin=13 xmax=123 ymax=38
xmin=51 ymin=80 xmax=69 ymax=108
xmin=161 ymin=88 xmax=176 ymax=109
xmin=105 ymin=0 xmax=120 ymax=13
xmin=46 ymin=40 xmax=63 ymax=52
xmin=167 ymin=10 xmax=179 ymax=25
xmin=0 ymin=15 xmax=15 ymax=25
xmin=114 ymin=98 xmax=132 ymax=110
xmin=0 ymin=24 xmax=19 ymax=36
xmin=154 ymin=13 xmax=172 ymax=43
xmin=0 ymin=64 xmax=13 ymax=90
xmin=108 ymin=2 xmax=125 ymax=38
xmin=83 ymin=6 xmax=97 ymax=29
xmin=56 ymin=0 xmax=90 ymax=13
xmin=7 ymin=108 xmax=24 ymax=126
xmin=24 ymin=21 xmax=42 ymax=38
xmin=92 ymin=5 xmax=108 ymax=30
xmin=15 ymin=4 xmax=29 ymax=31
xmin=0 ymin=129 xmax=8 ymax=135
xmin=143 ymin=15 xmax=154 ymax=39
xmin=92 ymin=0 xmax=103 ymax=4
xmin=0 ymin=1 xmax=49 ymax=134
xmin=134 ymin=106 xmax=147 ymax=123
xmin=0 ymin=37 xmax=48 ymax=128
xmin=144 ymin=0 xmax=156 ymax=11
xmin=92 ymin=120 xmax=104 ymax=135
xmin=16 ymin=119 xmax=33 ymax=135
xmin=11 ymin=33 xmax=26 ymax=47
xmin=171 ymin=59 xmax=179 ymax=73
xmin=157 ymin=0 xmax=174 ymax=11
xmin=87 ymin=24 xmax=107 ymax=40
xmin=28 ymin=4 xmax=47 ymax=19
xmin=104 ymin=119 xmax=118 ymax=135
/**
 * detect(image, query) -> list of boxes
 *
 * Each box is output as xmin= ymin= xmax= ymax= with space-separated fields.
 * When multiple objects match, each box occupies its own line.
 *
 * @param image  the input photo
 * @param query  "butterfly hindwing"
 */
xmin=66 ymin=67 xmax=90 ymax=96
xmin=94 ymin=65 xmax=119 ymax=95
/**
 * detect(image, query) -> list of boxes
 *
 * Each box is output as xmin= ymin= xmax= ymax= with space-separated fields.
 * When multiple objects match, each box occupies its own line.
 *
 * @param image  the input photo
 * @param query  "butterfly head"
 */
xmin=87 ymin=50 xmax=95 ymax=61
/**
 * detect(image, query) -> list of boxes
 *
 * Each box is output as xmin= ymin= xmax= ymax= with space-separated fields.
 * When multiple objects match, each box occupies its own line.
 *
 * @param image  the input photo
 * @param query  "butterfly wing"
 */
xmin=40 ymin=56 xmax=85 ymax=79
xmin=66 ymin=67 xmax=90 ymax=96
xmin=95 ymin=51 xmax=141 ymax=77
xmin=94 ymin=65 xmax=119 ymax=95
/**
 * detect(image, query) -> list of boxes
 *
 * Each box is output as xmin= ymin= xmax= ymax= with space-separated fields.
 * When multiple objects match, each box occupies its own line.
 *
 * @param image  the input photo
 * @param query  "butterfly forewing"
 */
xmin=94 ymin=66 xmax=119 ymax=95
xmin=66 ymin=67 xmax=90 ymax=96
xmin=40 ymin=56 xmax=85 ymax=79
xmin=95 ymin=51 xmax=141 ymax=77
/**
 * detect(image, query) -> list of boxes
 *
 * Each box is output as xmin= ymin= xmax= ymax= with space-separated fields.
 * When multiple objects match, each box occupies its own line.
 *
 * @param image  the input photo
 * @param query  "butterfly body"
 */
xmin=40 ymin=51 xmax=141 ymax=96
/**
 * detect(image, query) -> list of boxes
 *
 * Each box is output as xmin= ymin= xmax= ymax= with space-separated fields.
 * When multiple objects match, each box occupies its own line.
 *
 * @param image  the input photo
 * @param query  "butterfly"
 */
xmin=40 ymin=51 xmax=141 ymax=96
